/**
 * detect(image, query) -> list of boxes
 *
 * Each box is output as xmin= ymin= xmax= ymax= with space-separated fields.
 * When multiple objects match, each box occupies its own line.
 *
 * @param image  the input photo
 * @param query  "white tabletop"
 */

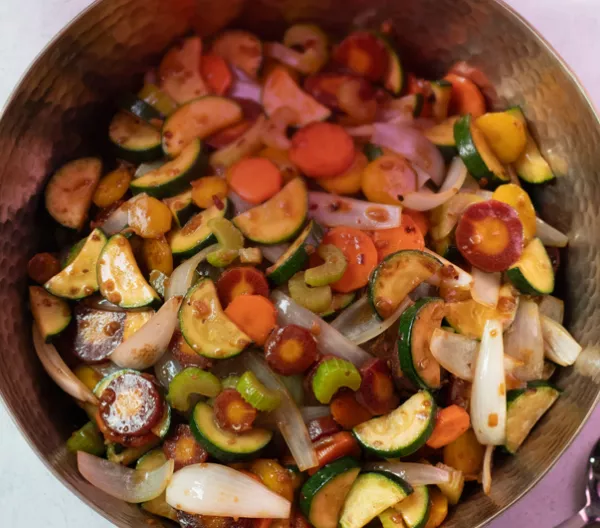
xmin=1 ymin=1 xmax=599 ymax=526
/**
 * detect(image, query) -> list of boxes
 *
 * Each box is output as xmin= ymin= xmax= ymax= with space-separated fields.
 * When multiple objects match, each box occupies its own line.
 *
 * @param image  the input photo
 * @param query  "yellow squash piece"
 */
xmin=475 ymin=112 xmax=527 ymax=164
xmin=492 ymin=183 xmax=536 ymax=242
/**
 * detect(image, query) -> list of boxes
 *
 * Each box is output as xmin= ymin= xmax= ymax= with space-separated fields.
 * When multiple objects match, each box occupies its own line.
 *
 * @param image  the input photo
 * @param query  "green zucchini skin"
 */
xmin=118 ymin=93 xmax=164 ymax=123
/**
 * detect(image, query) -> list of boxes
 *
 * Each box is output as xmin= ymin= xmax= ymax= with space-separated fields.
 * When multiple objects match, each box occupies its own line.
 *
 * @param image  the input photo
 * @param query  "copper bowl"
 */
xmin=1 ymin=0 xmax=599 ymax=526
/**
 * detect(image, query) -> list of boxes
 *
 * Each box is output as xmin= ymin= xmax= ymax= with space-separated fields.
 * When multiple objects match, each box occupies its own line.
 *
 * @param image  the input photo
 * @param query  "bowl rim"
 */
xmin=1 ymin=0 xmax=599 ymax=526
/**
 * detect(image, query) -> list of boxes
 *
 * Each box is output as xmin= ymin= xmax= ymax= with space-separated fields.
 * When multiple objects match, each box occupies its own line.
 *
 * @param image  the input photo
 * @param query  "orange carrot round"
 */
xmin=444 ymin=73 xmax=486 ymax=118
xmin=227 ymin=157 xmax=283 ymax=205
xmin=371 ymin=216 xmax=425 ymax=262
xmin=403 ymin=209 xmax=429 ymax=236
xmin=309 ymin=431 xmax=361 ymax=474
xmin=320 ymin=227 xmax=377 ymax=293
xmin=289 ymin=122 xmax=356 ymax=179
xmin=330 ymin=391 xmax=373 ymax=429
xmin=426 ymin=404 xmax=471 ymax=449
xmin=201 ymin=54 xmax=233 ymax=96
xmin=224 ymin=294 xmax=277 ymax=346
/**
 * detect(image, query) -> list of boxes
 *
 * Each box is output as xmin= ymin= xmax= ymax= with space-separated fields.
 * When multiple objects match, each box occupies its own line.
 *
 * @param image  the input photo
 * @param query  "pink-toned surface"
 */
xmin=0 ymin=1 xmax=598 ymax=527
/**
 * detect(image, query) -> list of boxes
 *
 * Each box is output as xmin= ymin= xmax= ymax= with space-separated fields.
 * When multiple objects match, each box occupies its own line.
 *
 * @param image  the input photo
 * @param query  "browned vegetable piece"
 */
xmin=333 ymin=32 xmax=389 ymax=82
xmin=250 ymin=459 xmax=295 ymax=501
xmin=28 ymin=252 xmax=61 ymax=284
xmin=98 ymin=371 xmax=164 ymax=436
xmin=176 ymin=512 xmax=254 ymax=528
xmin=71 ymin=304 xmax=125 ymax=363
xmin=169 ymin=330 xmax=214 ymax=369
xmin=356 ymin=358 xmax=399 ymax=415
xmin=307 ymin=415 xmax=341 ymax=442
xmin=264 ymin=324 xmax=318 ymax=375
xmin=213 ymin=388 xmax=257 ymax=433
xmin=216 ymin=266 xmax=270 ymax=308
xmin=443 ymin=428 xmax=485 ymax=475
xmin=163 ymin=424 xmax=208 ymax=471
xmin=141 ymin=235 xmax=173 ymax=275
xmin=95 ymin=407 xmax=159 ymax=448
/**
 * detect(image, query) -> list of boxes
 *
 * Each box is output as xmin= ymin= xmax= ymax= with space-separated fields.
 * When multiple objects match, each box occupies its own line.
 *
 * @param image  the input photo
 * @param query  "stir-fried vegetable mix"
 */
xmin=29 ymin=20 xmax=579 ymax=528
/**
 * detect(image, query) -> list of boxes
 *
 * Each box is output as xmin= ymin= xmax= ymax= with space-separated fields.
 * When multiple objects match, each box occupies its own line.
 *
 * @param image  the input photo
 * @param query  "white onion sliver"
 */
xmin=273 ymin=291 xmax=373 ymax=366
xmin=482 ymin=445 xmax=494 ymax=495
xmin=32 ymin=324 xmax=98 ymax=405
xmin=540 ymin=315 xmax=582 ymax=366
xmin=503 ymin=299 xmax=544 ymax=381
xmin=77 ymin=451 xmax=174 ymax=503
xmin=308 ymin=192 xmax=402 ymax=230
xmin=536 ymin=217 xmax=569 ymax=247
xmin=243 ymin=352 xmax=318 ymax=471
xmin=100 ymin=204 xmax=128 ymax=236
xmin=471 ymin=319 xmax=506 ymax=446
xmin=372 ymin=123 xmax=445 ymax=186
xmin=110 ymin=297 xmax=181 ymax=370
xmin=401 ymin=157 xmax=468 ymax=211
xmin=300 ymin=406 xmax=331 ymax=422
xmin=154 ymin=350 xmax=183 ymax=389
xmin=364 ymin=462 xmax=450 ymax=486
xmin=166 ymin=463 xmax=291 ymax=518
xmin=537 ymin=295 xmax=564 ymax=324
xmin=261 ymin=243 xmax=289 ymax=264
xmin=165 ymin=244 xmax=219 ymax=299
xmin=229 ymin=66 xmax=262 ymax=104
xmin=330 ymin=296 xmax=370 ymax=331
xmin=424 ymin=248 xmax=473 ymax=289
xmin=470 ymin=269 xmax=501 ymax=308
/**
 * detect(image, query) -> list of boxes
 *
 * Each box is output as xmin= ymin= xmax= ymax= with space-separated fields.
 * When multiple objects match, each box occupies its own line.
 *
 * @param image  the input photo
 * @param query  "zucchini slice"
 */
xmin=29 ymin=286 xmax=71 ymax=341
xmin=376 ymin=33 xmax=404 ymax=95
xmin=97 ymin=234 xmax=160 ymax=308
xmin=378 ymin=509 xmax=406 ymax=528
xmin=393 ymin=485 xmax=430 ymax=528
xmin=162 ymin=97 xmax=243 ymax=158
xmin=234 ymin=178 xmax=308 ymax=245
xmin=363 ymin=143 xmax=384 ymax=162
xmin=353 ymin=391 xmax=436 ymax=457
xmin=163 ymin=189 xmax=198 ymax=228
xmin=169 ymin=199 xmax=230 ymax=258
xmin=190 ymin=402 xmax=272 ymax=462
xmin=424 ymin=117 xmax=459 ymax=163
xmin=300 ymin=457 xmax=361 ymax=528
xmin=369 ymin=250 xmax=443 ymax=319
xmin=109 ymin=111 xmax=163 ymax=163
xmin=179 ymin=279 xmax=251 ymax=359
xmin=505 ymin=381 xmax=560 ymax=454
xmin=444 ymin=284 xmax=519 ymax=339
xmin=45 ymin=228 xmax=107 ymax=299
xmin=263 ymin=67 xmax=331 ymax=126
xmin=454 ymin=114 xmax=509 ymax=187
xmin=396 ymin=298 xmax=444 ymax=390
xmin=339 ymin=471 xmax=413 ymax=528
xmin=118 ymin=93 xmax=164 ymax=124
xmin=136 ymin=449 xmax=178 ymax=521
xmin=45 ymin=157 xmax=102 ymax=230
xmin=430 ymin=80 xmax=452 ymax=122
xmin=507 ymin=238 xmax=554 ymax=295
xmin=130 ymin=139 xmax=208 ymax=199
xmin=266 ymin=220 xmax=324 ymax=285
xmin=506 ymin=106 xmax=555 ymax=184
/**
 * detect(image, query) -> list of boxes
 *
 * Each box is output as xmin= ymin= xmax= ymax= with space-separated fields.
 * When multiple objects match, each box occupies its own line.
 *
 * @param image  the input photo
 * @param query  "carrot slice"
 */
xmin=444 ymin=73 xmax=486 ymax=118
xmin=330 ymin=391 xmax=373 ymax=429
xmin=309 ymin=431 xmax=361 ymax=474
xmin=320 ymin=227 xmax=377 ymax=293
xmin=371 ymin=216 xmax=425 ymax=262
xmin=426 ymin=405 xmax=471 ymax=449
xmin=201 ymin=53 xmax=233 ymax=96
xmin=403 ymin=209 xmax=429 ymax=236
xmin=224 ymin=294 xmax=277 ymax=346
xmin=289 ymin=122 xmax=356 ymax=179
xmin=227 ymin=157 xmax=283 ymax=205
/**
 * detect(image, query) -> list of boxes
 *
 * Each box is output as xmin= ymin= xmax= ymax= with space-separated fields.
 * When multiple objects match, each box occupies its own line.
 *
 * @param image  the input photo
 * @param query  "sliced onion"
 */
xmin=425 ymin=248 xmax=473 ymax=289
xmin=471 ymin=319 xmax=506 ymax=446
xmin=430 ymin=328 xmax=524 ymax=382
xmin=166 ymin=463 xmax=291 ymax=518
xmin=540 ymin=315 xmax=582 ymax=366
xmin=154 ymin=350 xmax=183 ymax=389
xmin=482 ymin=445 xmax=494 ymax=495
xmin=301 ymin=406 xmax=331 ymax=422
xmin=331 ymin=295 xmax=413 ymax=345
xmin=32 ymin=324 xmax=98 ymax=405
xmin=77 ymin=451 xmax=173 ymax=503
xmin=228 ymin=191 xmax=253 ymax=215
xmin=100 ymin=203 xmax=128 ymax=236
xmin=91 ymin=361 xmax=123 ymax=378
xmin=110 ymin=297 xmax=182 ymax=370
xmin=242 ymin=351 xmax=317 ymax=471
xmin=230 ymin=66 xmax=262 ymax=104
xmin=261 ymin=243 xmax=289 ymax=264
xmin=308 ymin=192 xmax=402 ymax=230
xmin=400 ymin=157 xmax=468 ymax=211
xmin=165 ymin=244 xmax=219 ymax=299
xmin=409 ymin=282 xmax=439 ymax=302
xmin=470 ymin=269 xmax=501 ymax=308
xmin=537 ymin=295 xmax=564 ymax=324
xmin=536 ymin=217 xmax=569 ymax=247
xmin=273 ymin=291 xmax=373 ymax=366
xmin=503 ymin=299 xmax=544 ymax=381
xmin=364 ymin=462 xmax=450 ymax=486
xmin=372 ymin=123 xmax=445 ymax=186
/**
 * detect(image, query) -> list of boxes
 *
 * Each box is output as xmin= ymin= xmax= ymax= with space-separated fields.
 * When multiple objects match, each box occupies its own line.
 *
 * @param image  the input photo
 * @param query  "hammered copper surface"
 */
xmin=0 ymin=0 xmax=599 ymax=526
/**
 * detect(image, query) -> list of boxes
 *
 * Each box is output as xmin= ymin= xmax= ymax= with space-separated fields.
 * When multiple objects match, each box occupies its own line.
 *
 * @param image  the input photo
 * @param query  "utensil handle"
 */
xmin=555 ymin=508 xmax=591 ymax=528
